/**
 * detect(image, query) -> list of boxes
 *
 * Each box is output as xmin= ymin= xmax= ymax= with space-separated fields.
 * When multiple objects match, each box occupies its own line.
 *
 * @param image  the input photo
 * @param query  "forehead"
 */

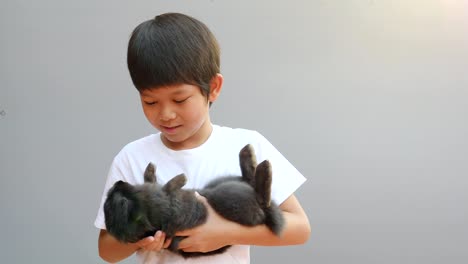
xmin=140 ymin=84 xmax=199 ymax=97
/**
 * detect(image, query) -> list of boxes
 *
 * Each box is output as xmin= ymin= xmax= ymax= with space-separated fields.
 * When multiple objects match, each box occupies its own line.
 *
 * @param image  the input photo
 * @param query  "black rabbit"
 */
xmin=104 ymin=144 xmax=284 ymax=258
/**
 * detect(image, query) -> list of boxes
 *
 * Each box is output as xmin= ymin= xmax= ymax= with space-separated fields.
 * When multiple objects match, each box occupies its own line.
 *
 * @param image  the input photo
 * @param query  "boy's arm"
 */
xmin=233 ymin=194 xmax=311 ymax=246
xmin=98 ymin=229 xmax=139 ymax=262
xmin=98 ymin=229 xmax=170 ymax=263
xmin=176 ymin=194 xmax=311 ymax=253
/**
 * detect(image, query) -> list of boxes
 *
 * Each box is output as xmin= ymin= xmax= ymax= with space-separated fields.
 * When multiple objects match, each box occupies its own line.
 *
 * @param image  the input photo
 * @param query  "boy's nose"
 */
xmin=159 ymin=107 xmax=176 ymax=121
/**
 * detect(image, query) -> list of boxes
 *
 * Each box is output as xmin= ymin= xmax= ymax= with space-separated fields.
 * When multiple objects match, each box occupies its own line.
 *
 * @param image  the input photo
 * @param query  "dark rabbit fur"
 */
xmin=104 ymin=144 xmax=284 ymax=258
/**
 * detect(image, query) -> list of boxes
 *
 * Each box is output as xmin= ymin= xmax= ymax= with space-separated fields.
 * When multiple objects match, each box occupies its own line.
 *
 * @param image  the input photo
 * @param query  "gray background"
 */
xmin=1 ymin=0 xmax=467 ymax=263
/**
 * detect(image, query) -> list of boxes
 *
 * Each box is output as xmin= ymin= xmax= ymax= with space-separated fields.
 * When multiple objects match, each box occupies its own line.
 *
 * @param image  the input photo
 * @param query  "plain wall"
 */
xmin=1 ymin=0 xmax=467 ymax=263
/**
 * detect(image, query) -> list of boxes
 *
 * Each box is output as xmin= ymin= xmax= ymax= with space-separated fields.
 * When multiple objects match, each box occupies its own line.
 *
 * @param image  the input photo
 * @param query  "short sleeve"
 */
xmin=252 ymin=132 xmax=306 ymax=205
xmin=94 ymin=155 xmax=129 ymax=230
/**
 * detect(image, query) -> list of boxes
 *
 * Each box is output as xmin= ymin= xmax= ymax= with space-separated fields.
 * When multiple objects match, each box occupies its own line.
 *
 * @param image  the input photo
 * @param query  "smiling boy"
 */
xmin=139 ymin=80 xmax=221 ymax=151
xmin=95 ymin=12 xmax=310 ymax=264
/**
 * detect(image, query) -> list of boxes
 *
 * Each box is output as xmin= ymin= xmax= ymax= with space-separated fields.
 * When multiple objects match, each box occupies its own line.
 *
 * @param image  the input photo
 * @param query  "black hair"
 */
xmin=127 ymin=13 xmax=220 ymax=98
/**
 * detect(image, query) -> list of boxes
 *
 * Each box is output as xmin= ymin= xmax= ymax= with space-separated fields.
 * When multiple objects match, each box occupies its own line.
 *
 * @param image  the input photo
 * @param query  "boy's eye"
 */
xmin=174 ymin=97 xmax=189 ymax=104
xmin=144 ymin=101 xmax=157 ymax=106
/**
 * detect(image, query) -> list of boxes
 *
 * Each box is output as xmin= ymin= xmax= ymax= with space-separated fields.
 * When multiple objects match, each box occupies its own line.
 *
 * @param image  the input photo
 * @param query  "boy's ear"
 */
xmin=208 ymin=73 xmax=223 ymax=103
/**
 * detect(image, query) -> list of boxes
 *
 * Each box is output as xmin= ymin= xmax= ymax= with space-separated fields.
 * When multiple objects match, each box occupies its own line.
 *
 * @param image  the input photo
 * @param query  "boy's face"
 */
xmin=140 ymin=76 xmax=222 ymax=150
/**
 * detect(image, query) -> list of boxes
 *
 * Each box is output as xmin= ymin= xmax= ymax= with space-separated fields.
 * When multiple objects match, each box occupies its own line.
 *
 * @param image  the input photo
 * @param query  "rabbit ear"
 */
xmin=163 ymin=174 xmax=187 ymax=193
xmin=254 ymin=160 xmax=273 ymax=208
xmin=144 ymin=163 xmax=157 ymax=184
xmin=239 ymin=144 xmax=257 ymax=187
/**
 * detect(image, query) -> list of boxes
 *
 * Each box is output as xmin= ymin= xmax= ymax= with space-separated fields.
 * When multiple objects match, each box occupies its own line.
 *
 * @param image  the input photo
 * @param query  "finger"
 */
xmin=147 ymin=231 xmax=165 ymax=251
xmin=163 ymin=237 xmax=172 ymax=249
xmin=136 ymin=236 xmax=154 ymax=248
xmin=180 ymin=245 xmax=196 ymax=252
xmin=194 ymin=193 xmax=214 ymax=214
xmin=142 ymin=231 xmax=162 ymax=251
xmin=194 ymin=192 xmax=208 ymax=203
xmin=176 ymin=237 xmax=190 ymax=250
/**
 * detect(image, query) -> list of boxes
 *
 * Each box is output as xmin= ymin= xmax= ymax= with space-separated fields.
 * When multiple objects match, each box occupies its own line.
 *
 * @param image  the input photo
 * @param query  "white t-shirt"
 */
xmin=95 ymin=125 xmax=306 ymax=264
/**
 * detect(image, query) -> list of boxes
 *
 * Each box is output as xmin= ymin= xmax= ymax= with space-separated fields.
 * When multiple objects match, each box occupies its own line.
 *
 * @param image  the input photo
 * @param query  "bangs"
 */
xmin=127 ymin=13 xmax=220 ymax=92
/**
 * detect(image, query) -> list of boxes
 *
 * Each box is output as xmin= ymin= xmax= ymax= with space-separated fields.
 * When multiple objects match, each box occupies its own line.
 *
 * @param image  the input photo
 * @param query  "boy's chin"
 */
xmin=160 ymin=134 xmax=190 ymax=149
xmin=161 ymin=133 xmax=183 ymax=143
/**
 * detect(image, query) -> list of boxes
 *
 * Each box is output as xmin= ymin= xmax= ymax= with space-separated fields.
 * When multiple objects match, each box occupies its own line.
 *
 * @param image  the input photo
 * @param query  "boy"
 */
xmin=95 ymin=12 xmax=310 ymax=263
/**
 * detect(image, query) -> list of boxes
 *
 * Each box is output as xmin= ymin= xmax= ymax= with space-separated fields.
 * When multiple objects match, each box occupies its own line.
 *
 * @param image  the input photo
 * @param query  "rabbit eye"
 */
xmin=135 ymin=214 xmax=143 ymax=222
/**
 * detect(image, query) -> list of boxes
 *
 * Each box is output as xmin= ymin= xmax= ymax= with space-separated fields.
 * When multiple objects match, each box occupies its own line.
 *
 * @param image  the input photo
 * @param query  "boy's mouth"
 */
xmin=161 ymin=125 xmax=181 ymax=134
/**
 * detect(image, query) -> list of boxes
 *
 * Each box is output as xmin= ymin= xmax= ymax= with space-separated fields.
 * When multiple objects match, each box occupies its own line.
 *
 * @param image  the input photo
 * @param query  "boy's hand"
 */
xmin=175 ymin=192 xmax=238 ymax=253
xmin=135 ymin=231 xmax=172 ymax=252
